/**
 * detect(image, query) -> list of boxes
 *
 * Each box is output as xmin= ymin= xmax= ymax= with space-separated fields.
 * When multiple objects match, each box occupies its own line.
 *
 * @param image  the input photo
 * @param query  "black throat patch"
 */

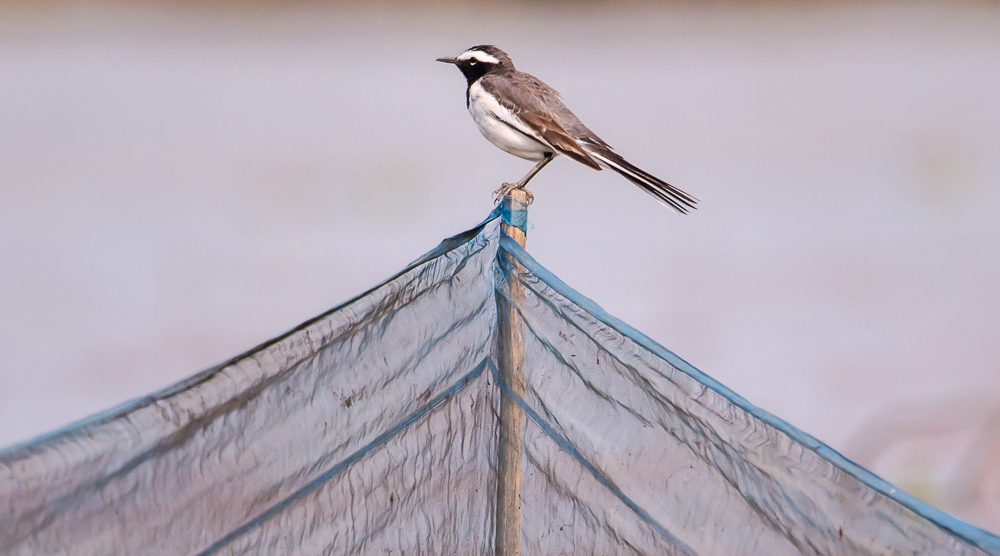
xmin=460 ymin=62 xmax=496 ymax=107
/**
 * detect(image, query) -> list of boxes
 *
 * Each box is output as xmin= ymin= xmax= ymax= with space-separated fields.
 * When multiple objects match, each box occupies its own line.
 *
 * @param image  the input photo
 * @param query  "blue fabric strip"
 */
xmin=196 ymin=359 xmax=490 ymax=556
xmin=497 ymin=233 xmax=1000 ymax=553
xmin=486 ymin=359 xmax=697 ymax=556
xmin=0 ymin=211 xmax=505 ymax=461
xmin=499 ymin=195 xmax=528 ymax=234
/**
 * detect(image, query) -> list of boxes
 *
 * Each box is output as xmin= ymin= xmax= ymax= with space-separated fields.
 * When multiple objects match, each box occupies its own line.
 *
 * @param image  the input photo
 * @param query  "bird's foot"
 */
xmin=492 ymin=182 xmax=518 ymax=202
xmin=493 ymin=183 xmax=534 ymax=206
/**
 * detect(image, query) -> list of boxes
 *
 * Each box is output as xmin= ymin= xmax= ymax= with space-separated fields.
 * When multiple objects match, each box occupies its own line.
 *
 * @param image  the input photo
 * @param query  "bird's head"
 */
xmin=436 ymin=45 xmax=513 ymax=84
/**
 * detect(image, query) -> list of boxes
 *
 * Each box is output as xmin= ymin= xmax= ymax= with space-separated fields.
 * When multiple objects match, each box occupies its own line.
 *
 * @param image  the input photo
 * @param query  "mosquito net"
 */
xmin=2 ymin=209 xmax=998 ymax=555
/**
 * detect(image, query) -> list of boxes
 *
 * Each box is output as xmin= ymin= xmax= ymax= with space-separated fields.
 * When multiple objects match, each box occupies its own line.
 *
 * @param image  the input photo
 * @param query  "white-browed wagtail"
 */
xmin=437 ymin=45 xmax=697 ymax=213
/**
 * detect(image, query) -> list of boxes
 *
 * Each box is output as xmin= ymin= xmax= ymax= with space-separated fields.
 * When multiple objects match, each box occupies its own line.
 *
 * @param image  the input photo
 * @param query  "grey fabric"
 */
xmin=2 ymin=217 xmax=998 ymax=555
xmin=0 ymin=223 xmax=500 ymax=556
xmin=499 ymin=238 xmax=999 ymax=556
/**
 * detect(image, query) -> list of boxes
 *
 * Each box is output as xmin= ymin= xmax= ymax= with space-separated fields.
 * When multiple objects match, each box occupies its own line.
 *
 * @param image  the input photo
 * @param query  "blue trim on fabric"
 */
xmin=196 ymin=359 xmax=490 ymax=556
xmin=0 ymin=212 xmax=505 ymax=461
xmin=497 ymin=234 xmax=1000 ymax=553
xmin=499 ymin=195 xmax=528 ymax=234
xmin=487 ymin=360 xmax=697 ymax=556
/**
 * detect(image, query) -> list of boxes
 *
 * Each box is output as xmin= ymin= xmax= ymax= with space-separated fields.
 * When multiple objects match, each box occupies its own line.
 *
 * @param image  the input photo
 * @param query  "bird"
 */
xmin=436 ymin=45 xmax=697 ymax=213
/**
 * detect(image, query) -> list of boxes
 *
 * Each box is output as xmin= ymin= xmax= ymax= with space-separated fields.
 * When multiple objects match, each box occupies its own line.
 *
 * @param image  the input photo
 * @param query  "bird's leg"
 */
xmin=494 ymin=153 xmax=554 ymax=204
xmin=514 ymin=153 xmax=553 ymax=190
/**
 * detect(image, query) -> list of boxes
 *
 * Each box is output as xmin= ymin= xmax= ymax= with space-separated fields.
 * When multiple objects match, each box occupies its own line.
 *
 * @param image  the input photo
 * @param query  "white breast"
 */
xmin=468 ymin=81 xmax=552 ymax=161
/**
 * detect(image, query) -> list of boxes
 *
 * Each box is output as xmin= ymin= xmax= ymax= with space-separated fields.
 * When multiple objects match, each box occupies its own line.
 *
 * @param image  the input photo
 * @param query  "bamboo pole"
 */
xmin=495 ymin=188 xmax=528 ymax=556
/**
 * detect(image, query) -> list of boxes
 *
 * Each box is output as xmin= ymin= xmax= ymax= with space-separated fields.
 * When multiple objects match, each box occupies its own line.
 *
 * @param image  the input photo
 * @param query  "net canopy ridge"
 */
xmin=1 ymin=210 xmax=998 ymax=556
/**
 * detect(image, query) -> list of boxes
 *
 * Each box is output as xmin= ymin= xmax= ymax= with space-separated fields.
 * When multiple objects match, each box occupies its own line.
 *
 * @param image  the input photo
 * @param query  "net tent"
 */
xmin=2 ymin=206 xmax=999 ymax=555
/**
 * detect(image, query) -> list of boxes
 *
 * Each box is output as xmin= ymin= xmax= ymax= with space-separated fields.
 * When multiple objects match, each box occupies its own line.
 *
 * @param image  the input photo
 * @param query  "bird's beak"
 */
xmin=436 ymin=56 xmax=459 ymax=64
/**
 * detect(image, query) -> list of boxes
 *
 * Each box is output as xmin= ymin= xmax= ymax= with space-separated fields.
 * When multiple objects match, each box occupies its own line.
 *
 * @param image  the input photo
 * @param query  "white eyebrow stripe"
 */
xmin=458 ymin=50 xmax=500 ymax=64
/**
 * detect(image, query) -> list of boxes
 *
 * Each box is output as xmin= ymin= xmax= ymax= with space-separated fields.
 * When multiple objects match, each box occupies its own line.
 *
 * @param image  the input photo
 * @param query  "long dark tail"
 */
xmin=586 ymin=149 xmax=698 ymax=214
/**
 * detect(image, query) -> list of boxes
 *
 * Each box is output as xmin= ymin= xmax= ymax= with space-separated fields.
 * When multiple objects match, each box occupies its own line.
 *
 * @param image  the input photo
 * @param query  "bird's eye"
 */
xmin=469 ymin=60 xmax=477 ymax=65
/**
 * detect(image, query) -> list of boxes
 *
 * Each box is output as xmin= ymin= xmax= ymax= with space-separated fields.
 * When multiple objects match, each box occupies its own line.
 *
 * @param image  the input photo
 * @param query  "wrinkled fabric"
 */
xmin=2 ymin=216 xmax=998 ymax=555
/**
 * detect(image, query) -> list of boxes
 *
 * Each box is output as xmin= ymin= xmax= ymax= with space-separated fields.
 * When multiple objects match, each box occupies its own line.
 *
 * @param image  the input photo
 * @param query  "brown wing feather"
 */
xmin=480 ymin=74 xmax=602 ymax=170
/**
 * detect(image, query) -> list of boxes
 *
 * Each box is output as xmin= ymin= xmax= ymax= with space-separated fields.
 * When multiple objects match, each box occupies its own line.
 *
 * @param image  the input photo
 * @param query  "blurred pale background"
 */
xmin=1 ymin=0 xmax=998 ymax=532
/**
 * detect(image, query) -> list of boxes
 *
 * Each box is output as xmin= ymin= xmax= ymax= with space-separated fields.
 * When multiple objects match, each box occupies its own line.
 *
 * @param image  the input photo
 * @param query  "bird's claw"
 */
xmin=492 ymin=183 xmax=517 ymax=202
xmin=493 ymin=183 xmax=534 ymax=206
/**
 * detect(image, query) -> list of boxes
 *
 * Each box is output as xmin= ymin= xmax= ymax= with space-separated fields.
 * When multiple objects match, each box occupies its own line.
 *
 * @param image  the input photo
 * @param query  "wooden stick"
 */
xmin=495 ymin=188 xmax=528 ymax=556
